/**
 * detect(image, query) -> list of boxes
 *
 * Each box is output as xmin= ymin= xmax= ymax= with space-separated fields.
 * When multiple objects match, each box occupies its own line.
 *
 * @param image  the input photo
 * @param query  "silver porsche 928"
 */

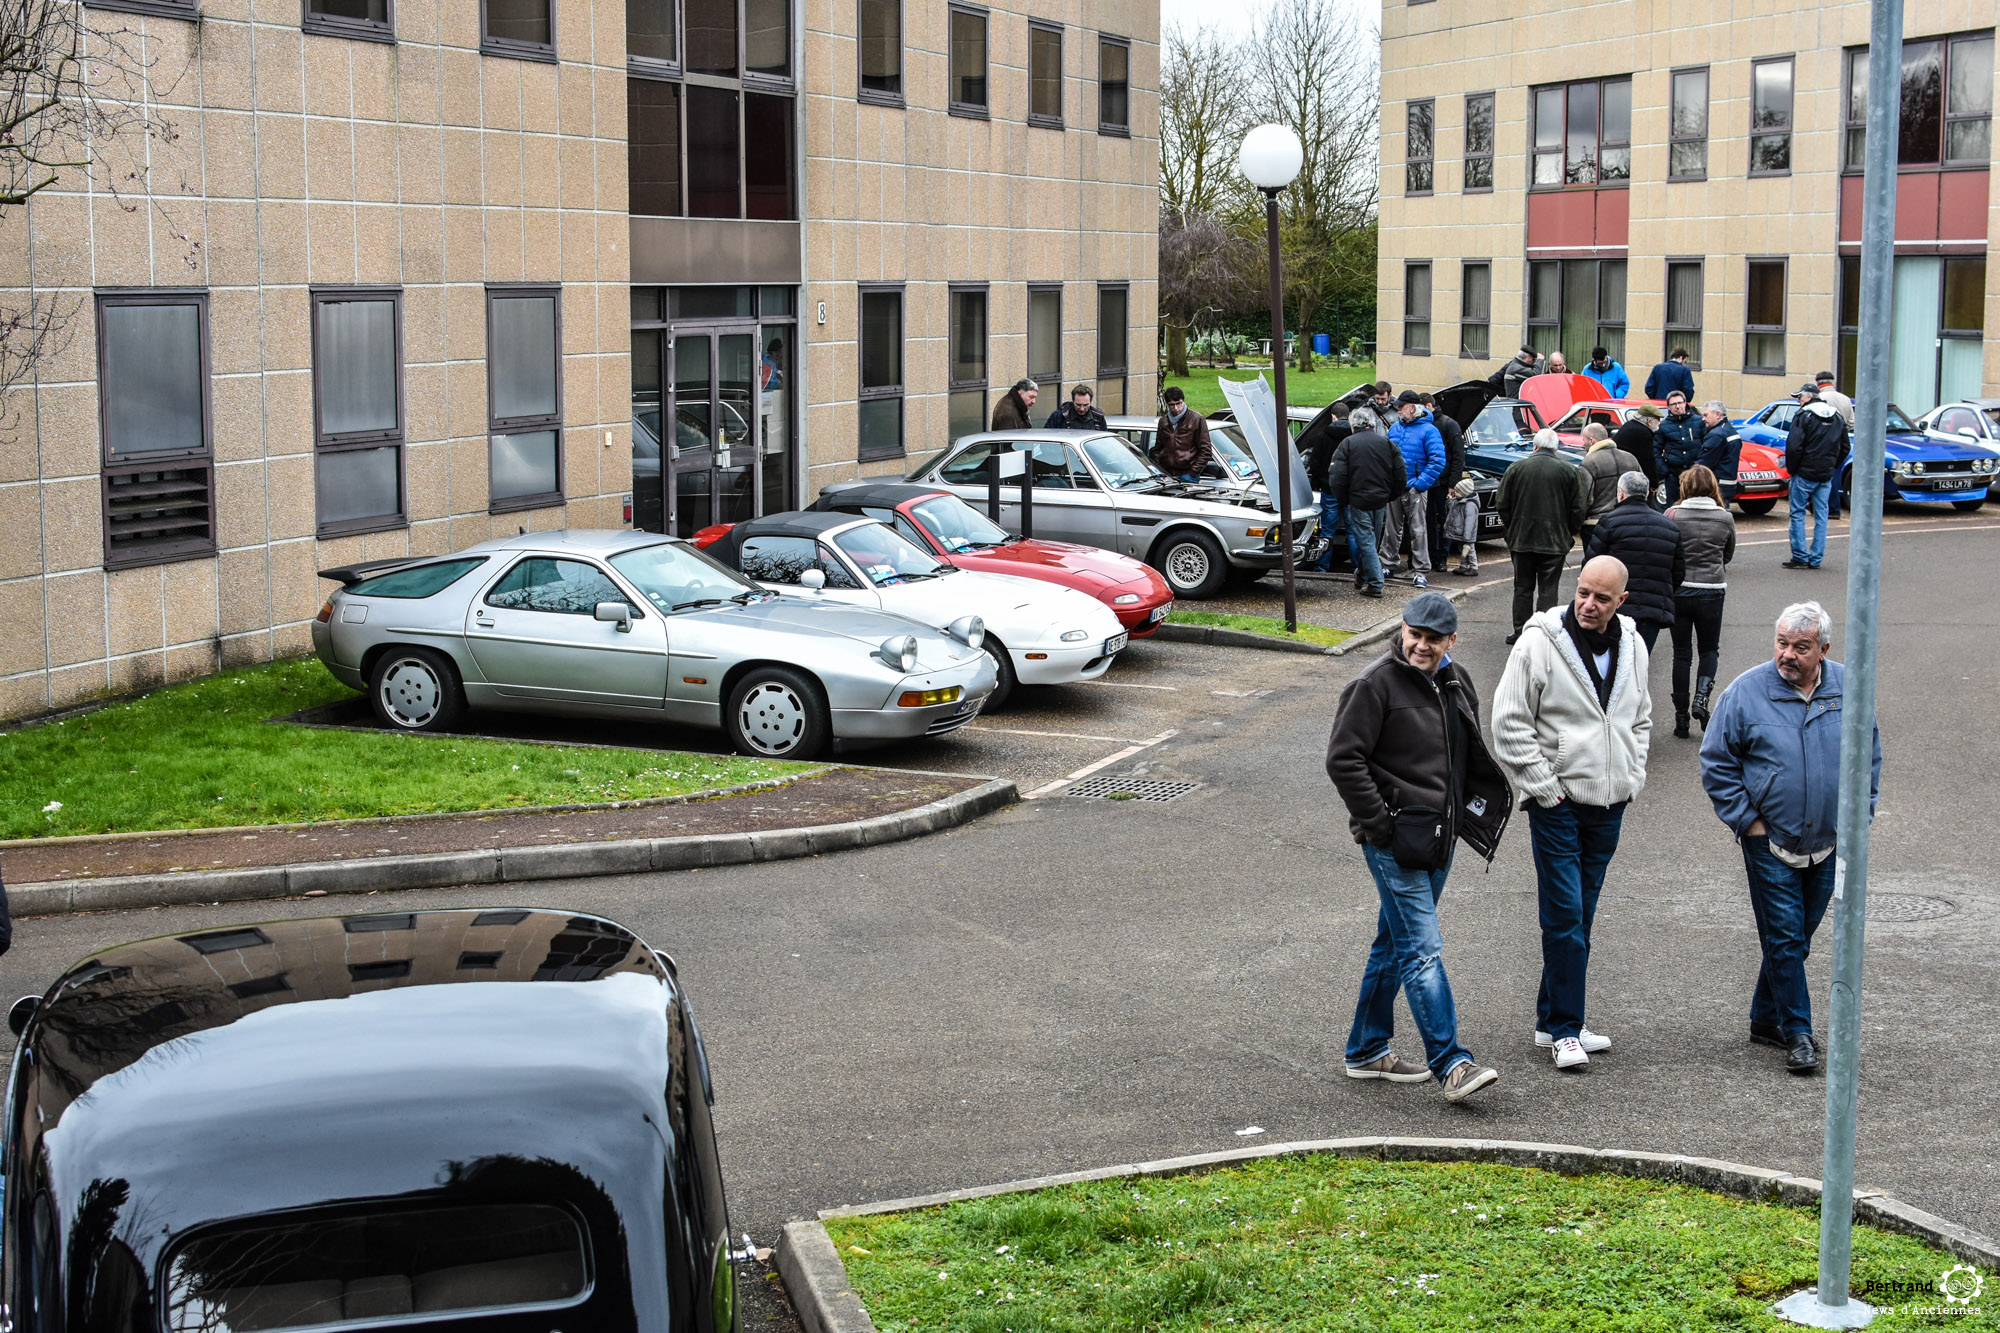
xmin=310 ymin=529 xmax=997 ymax=759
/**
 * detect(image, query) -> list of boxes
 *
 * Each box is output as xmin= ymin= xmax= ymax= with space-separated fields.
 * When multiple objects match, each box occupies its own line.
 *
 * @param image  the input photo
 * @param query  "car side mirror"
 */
xmin=1957 ymin=426 xmax=1978 ymax=439
xmin=9 ymin=996 xmax=39 ymax=1037
xmin=799 ymin=568 xmax=827 ymax=590
xmin=593 ymin=601 xmax=633 ymax=632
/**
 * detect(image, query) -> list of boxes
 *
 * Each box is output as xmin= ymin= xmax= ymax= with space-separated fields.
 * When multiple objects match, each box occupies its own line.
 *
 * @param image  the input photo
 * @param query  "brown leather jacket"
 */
xmin=1151 ymin=408 xmax=1213 ymax=475
xmin=1326 ymin=638 xmax=1514 ymax=861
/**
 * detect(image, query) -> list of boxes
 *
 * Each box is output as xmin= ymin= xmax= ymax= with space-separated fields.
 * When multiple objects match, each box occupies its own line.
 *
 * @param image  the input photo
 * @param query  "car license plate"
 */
xmin=957 ymin=697 xmax=978 ymax=715
xmin=1148 ymin=604 xmax=1170 ymax=623
xmin=1738 ymin=470 xmax=1777 ymax=482
xmin=1104 ymin=632 xmax=1129 ymax=655
xmin=1926 ymin=476 xmax=1977 ymax=491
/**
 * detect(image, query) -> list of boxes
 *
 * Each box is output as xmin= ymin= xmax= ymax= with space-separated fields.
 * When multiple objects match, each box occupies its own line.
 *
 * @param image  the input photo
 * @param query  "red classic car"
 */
xmin=1548 ymin=398 xmax=1791 ymax=516
xmin=693 ymin=483 xmax=1175 ymax=636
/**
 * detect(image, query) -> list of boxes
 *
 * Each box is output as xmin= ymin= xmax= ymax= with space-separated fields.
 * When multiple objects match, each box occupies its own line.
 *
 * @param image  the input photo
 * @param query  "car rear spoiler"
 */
xmin=317 ymin=557 xmax=420 ymax=587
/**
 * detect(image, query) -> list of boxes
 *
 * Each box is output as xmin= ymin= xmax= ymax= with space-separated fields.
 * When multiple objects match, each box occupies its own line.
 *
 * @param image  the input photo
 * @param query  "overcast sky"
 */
xmin=1159 ymin=0 xmax=1268 ymax=42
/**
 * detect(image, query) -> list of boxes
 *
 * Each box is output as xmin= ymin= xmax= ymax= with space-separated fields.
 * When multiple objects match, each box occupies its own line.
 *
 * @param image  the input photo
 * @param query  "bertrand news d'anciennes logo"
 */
xmin=1856 ymin=1263 xmax=1985 ymax=1316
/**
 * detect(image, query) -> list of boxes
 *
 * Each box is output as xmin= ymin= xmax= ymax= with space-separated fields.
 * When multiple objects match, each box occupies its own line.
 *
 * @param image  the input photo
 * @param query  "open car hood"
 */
xmin=1433 ymin=381 xmax=1499 ymax=432
xmin=1218 ymin=375 xmax=1313 ymax=503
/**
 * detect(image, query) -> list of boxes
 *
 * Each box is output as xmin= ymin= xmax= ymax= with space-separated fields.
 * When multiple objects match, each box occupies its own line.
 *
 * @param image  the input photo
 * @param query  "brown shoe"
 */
xmin=1441 ymin=1061 xmax=1499 ymax=1103
xmin=1344 ymin=1051 xmax=1430 ymax=1082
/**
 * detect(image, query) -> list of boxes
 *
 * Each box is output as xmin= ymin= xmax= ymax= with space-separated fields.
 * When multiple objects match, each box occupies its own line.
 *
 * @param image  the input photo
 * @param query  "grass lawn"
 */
xmin=1166 ymin=610 xmax=1352 ymax=650
xmin=1161 ymin=364 xmax=1378 ymax=417
xmin=0 ymin=659 xmax=803 ymax=840
xmin=826 ymin=1156 xmax=1992 ymax=1332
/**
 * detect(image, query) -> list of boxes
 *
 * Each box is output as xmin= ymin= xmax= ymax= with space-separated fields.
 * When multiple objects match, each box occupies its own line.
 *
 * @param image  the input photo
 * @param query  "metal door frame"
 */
xmin=667 ymin=321 xmax=764 ymax=535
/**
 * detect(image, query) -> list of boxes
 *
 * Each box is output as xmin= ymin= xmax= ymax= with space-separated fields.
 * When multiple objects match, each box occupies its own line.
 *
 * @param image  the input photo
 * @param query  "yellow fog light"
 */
xmin=897 ymin=686 xmax=964 ymax=708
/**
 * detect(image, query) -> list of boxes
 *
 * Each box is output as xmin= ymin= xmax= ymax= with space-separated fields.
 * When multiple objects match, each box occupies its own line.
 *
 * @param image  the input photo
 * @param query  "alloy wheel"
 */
xmin=1164 ymin=542 xmax=1210 ymax=591
xmin=736 ymin=681 xmax=808 ymax=755
xmin=378 ymin=658 xmax=442 ymax=728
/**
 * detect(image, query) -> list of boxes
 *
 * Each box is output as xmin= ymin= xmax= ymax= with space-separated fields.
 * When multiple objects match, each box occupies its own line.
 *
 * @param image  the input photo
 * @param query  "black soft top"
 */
xmin=813 ymin=482 xmax=947 ymax=513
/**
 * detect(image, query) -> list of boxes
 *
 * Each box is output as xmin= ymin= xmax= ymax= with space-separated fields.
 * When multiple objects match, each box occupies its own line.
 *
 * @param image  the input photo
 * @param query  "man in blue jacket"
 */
xmin=1382 ymin=391 xmax=1446 ymax=587
xmin=1643 ymin=349 xmax=1696 ymax=403
xmin=1582 ymin=347 xmax=1631 ymax=400
xmin=1699 ymin=601 xmax=1881 ymax=1076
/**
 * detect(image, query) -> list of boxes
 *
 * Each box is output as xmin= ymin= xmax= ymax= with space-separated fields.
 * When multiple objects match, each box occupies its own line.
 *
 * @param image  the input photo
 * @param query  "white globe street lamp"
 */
xmin=1240 ymin=123 xmax=1305 ymax=629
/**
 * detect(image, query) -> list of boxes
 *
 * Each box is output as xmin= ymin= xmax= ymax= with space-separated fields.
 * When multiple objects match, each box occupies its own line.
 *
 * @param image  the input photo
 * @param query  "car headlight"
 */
xmin=1980 ymin=458 xmax=2000 ymax=474
xmin=880 ymin=634 xmax=918 ymax=672
xmin=1060 ymin=629 xmax=1089 ymax=642
xmin=948 ymin=615 xmax=985 ymax=650
xmin=1113 ymin=593 xmax=1141 ymax=605
xmin=1908 ymin=460 xmax=1925 ymax=475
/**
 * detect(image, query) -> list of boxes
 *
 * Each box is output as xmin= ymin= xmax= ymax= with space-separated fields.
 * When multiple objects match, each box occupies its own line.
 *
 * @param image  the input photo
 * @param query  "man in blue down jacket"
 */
xmin=1700 ymin=600 xmax=1881 ymax=1077
xmin=1382 ymin=391 xmax=1446 ymax=587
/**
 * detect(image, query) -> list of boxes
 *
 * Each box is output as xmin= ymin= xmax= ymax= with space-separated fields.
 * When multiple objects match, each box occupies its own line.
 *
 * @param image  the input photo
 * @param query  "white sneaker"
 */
xmin=1550 ymin=1036 xmax=1589 ymax=1069
xmin=1535 ymin=1027 xmax=1611 ymax=1053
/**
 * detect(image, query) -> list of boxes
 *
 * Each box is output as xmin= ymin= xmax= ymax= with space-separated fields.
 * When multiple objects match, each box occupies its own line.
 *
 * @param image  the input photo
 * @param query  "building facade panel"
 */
xmin=1379 ymin=0 xmax=1997 ymax=415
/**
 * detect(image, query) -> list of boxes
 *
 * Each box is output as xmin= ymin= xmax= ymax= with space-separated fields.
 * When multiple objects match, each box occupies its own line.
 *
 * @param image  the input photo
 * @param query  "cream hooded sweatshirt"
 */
xmin=1490 ymin=605 xmax=1653 ymax=809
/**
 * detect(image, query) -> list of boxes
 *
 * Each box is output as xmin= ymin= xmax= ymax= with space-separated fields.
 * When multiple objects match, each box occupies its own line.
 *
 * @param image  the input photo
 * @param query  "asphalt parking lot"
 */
xmin=5 ymin=507 xmax=1997 ymax=1330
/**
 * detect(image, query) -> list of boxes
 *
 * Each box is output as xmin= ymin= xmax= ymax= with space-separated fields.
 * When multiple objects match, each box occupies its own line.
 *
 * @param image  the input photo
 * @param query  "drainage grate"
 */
xmin=1063 ymin=776 xmax=1201 ymax=803
xmin=1866 ymin=894 xmax=1956 ymax=922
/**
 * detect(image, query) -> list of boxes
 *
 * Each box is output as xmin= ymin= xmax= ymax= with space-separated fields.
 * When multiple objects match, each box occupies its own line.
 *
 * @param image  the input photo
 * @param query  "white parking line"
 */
xmin=969 ymin=726 xmax=1149 ymax=744
xmin=1080 ymin=679 xmax=1180 ymax=690
xmin=1024 ymin=729 xmax=1180 ymax=799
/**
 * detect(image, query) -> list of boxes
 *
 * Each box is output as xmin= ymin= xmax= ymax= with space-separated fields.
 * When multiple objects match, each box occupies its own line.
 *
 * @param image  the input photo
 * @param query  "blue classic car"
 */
xmin=1736 ymin=400 xmax=2000 ymax=512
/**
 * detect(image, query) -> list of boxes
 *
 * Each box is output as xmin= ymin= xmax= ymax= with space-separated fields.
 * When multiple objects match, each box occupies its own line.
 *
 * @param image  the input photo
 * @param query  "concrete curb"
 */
xmin=778 ymin=1136 xmax=2000 ymax=1333
xmin=1151 ymin=622 xmax=1342 ymax=655
xmin=11 ymin=777 xmax=1017 ymax=919
xmin=1328 ymin=584 xmax=1474 ymax=656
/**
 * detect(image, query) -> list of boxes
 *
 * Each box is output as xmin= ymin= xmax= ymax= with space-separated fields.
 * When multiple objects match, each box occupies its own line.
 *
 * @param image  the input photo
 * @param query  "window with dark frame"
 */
xmin=627 ymin=0 xmax=678 ymax=66
xmin=1669 ymin=67 xmax=1708 ymax=179
xmin=83 ymin=0 xmax=194 ymax=22
xmin=1403 ymin=263 xmax=1431 ymax=355
xmin=1526 ymin=261 xmax=1558 ymax=356
xmin=305 ymin=0 xmax=392 ymax=42
xmin=1750 ymin=57 xmax=1794 ymax=175
xmin=1595 ymin=260 xmax=1626 ymax=364
xmin=858 ymin=286 xmax=904 ymax=460
xmin=1406 ymin=100 xmax=1434 ymax=194
xmin=859 ymin=0 xmax=903 ymax=102
xmin=1664 ymin=260 xmax=1703 ymax=367
xmin=949 ymin=286 xmax=988 ymax=443
xmin=1095 ymin=284 xmax=1127 ymax=414
xmin=627 ymin=0 xmax=795 ymax=219
xmin=1029 ymin=23 xmax=1063 ymax=128
xmin=1530 ymin=77 xmax=1631 ymax=188
xmin=1745 ymin=259 xmax=1787 ymax=374
xmin=1098 ymin=36 xmax=1128 ymax=135
xmin=486 ymin=286 xmax=564 ymax=512
xmin=1459 ymin=261 xmax=1490 ymax=359
xmin=311 ymin=288 xmax=406 ymax=536
xmin=1027 ymin=285 xmax=1061 ymax=398
xmin=949 ymin=6 xmax=988 ymax=116
xmin=482 ymin=0 xmax=554 ymax=60
xmin=96 ymin=290 xmax=216 ymax=569
xmin=1463 ymin=93 xmax=1494 ymax=191
xmin=1524 ymin=258 xmax=1625 ymax=368
xmin=1844 ymin=32 xmax=1994 ymax=170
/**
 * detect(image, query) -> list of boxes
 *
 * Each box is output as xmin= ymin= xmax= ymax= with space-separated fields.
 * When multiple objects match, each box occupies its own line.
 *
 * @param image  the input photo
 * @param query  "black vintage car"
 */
xmin=0 ymin=909 xmax=742 ymax=1332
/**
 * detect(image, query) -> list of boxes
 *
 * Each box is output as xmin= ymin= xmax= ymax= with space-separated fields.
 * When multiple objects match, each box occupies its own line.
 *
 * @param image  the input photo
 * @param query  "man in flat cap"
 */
xmin=1326 ymin=592 xmax=1513 ymax=1103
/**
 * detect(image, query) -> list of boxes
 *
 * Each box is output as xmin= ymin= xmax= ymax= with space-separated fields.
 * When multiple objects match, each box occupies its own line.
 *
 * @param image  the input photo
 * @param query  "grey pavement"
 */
xmin=5 ymin=508 xmax=1997 ymax=1331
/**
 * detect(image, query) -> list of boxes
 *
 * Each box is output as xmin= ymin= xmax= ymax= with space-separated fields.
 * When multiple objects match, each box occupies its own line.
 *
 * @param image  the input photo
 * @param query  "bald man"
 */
xmin=1491 ymin=556 xmax=1654 ymax=1071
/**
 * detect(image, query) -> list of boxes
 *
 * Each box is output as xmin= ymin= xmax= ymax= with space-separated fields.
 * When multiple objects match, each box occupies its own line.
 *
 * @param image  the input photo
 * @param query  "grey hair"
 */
xmin=1617 ymin=469 xmax=1650 ymax=499
xmin=1348 ymin=406 xmax=1382 ymax=431
xmin=1533 ymin=428 xmax=1560 ymax=451
xmin=1701 ymin=399 xmax=1728 ymax=416
xmin=1776 ymin=601 xmax=1833 ymax=646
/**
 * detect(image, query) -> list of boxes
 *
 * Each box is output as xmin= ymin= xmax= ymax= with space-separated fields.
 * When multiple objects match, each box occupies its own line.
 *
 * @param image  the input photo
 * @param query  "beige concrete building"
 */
xmin=0 ymin=0 xmax=1157 ymax=719
xmin=1377 ymin=0 xmax=1996 ymax=418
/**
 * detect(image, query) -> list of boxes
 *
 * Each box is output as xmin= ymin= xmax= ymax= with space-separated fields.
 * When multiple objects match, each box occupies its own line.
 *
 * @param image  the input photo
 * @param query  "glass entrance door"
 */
xmin=666 ymin=328 xmax=760 ymax=534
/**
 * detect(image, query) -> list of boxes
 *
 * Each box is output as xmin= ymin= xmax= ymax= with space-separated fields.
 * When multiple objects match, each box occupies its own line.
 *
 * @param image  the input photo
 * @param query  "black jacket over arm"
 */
xmin=1326 ymin=430 xmax=1407 ymax=511
xmin=1585 ymin=498 xmax=1687 ymax=627
xmin=1613 ymin=419 xmax=1664 ymax=488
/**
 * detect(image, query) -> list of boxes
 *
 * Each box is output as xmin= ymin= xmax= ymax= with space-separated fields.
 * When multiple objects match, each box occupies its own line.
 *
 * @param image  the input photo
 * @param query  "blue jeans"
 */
xmin=1740 ymin=836 xmax=1837 ymax=1039
xmin=1348 ymin=506 xmax=1386 ymax=592
xmin=1347 ymin=843 xmax=1473 ymax=1081
xmin=1789 ymin=477 xmax=1832 ymax=566
xmin=1314 ymin=493 xmax=1359 ymax=571
xmin=1526 ymin=799 xmax=1628 ymax=1041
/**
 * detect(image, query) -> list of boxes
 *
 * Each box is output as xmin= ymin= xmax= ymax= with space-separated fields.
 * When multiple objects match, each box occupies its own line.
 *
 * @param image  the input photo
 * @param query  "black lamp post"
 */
xmin=1239 ymin=124 xmax=1305 ymax=632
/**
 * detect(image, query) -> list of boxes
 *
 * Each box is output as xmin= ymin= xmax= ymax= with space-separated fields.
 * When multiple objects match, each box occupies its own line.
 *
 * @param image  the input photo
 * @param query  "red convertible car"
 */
xmin=693 ymin=483 xmax=1174 ymax=637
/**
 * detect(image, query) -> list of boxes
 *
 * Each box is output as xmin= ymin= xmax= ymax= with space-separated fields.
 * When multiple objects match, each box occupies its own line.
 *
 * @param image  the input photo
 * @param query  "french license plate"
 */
xmin=1148 ymin=604 xmax=1170 ymax=623
xmin=1739 ymin=471 xmax=1777 ymax=482
xmin=1104 ymin=632 xmax=1130 ymax=655
xmin=1927 ymin=476 xmax=1977 ymax=491
xmin=956 ymin=697 xmax=978 ymax=715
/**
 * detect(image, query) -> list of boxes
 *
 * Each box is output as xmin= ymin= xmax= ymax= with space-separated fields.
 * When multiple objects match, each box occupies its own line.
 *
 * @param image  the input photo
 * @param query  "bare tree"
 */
xmin=1244 ymin=0 xmax=1379 ymax=373
xmin=1158 ymin=24 xmax=1259 ymax=378
xmin=1159 ymin=213 xmax=1256 ymax=377
xmin=1 ymin=0 xmax=188 ymax=397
